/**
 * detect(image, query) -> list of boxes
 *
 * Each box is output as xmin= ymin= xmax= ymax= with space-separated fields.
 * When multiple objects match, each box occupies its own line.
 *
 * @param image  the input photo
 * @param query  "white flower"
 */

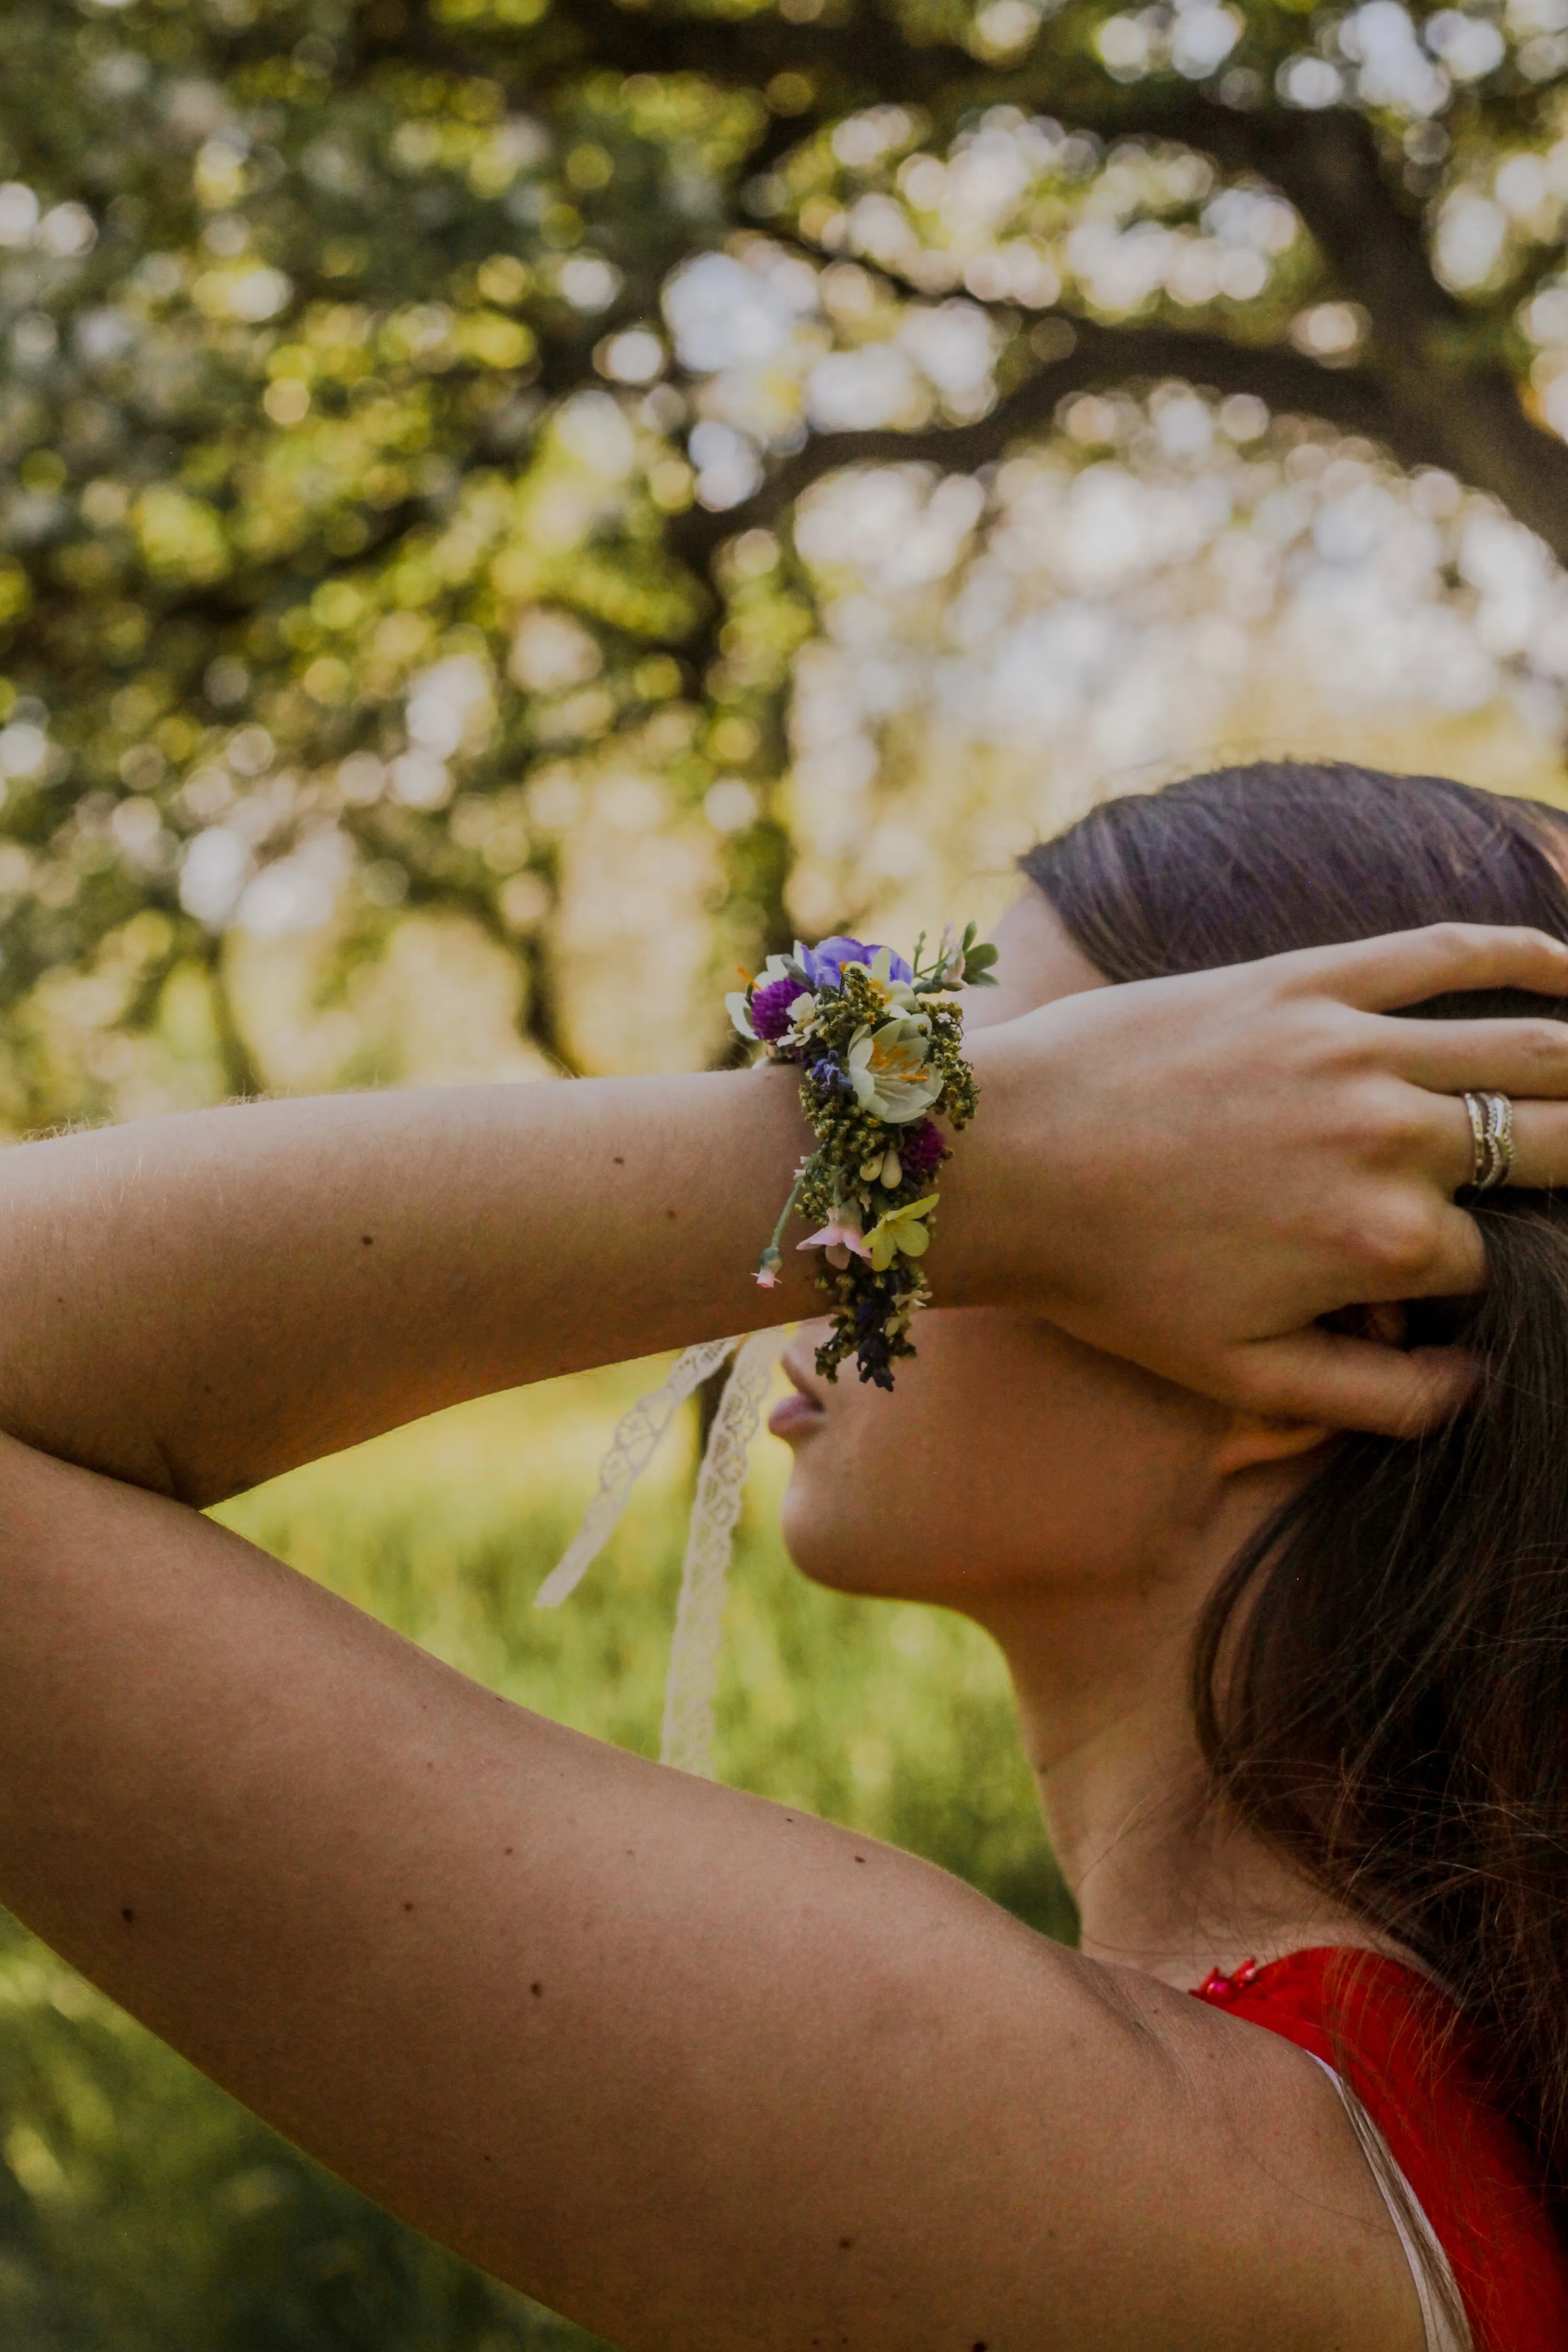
xmin=847 ymin=1014 xmax=943 ymax=1123
xmin=843 ymin=943 xmax=920 ymax=1012
xmin=786 ymin=989 xmax=818 ymax=1037
xmin=725 ymin=989 xmax=756 ymax=1041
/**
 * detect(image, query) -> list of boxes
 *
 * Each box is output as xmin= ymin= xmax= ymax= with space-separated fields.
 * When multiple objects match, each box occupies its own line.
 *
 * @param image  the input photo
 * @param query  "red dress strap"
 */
xmin=1192 ymin=1947 xmax=1568 ymax=2352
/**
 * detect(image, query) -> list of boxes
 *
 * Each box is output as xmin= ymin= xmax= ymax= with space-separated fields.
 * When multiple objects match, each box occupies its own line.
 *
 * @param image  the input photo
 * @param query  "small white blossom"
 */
xmin=847 ymin=1014 xmax=944 ymax=1123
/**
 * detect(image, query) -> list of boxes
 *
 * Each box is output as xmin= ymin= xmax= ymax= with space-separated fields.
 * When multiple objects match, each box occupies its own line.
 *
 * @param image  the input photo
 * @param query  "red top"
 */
xmin=1191 ymin=1947 xmax=1568 ymax=2351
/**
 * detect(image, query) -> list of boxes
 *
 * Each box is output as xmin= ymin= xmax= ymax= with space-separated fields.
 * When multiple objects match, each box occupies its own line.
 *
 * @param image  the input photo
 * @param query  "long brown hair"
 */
xmin=1022 ymin=761 xmax=1568 ymax=2219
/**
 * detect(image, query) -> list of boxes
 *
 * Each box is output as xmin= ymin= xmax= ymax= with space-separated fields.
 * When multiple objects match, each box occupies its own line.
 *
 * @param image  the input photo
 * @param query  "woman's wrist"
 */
xmin=724 ymin=932 xmax=1001 ymax=1382
xmin=919 ymin=1023 xmax=1071 ymax=1316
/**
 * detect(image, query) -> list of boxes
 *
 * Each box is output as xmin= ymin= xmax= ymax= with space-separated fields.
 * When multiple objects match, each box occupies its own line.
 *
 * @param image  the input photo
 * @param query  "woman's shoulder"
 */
xmin=1192 ymin=1945 xmax=1568 ymax=2352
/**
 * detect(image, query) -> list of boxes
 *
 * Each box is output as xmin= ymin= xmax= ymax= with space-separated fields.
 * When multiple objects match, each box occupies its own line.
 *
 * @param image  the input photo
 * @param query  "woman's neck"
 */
xmin=973 ymin=1583 xmax=1381 ymax=1991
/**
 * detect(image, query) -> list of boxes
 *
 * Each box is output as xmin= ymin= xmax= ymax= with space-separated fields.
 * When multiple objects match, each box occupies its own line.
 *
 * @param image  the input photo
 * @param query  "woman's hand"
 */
xmin=960 ymin=921 xmax=1568 ymax=1435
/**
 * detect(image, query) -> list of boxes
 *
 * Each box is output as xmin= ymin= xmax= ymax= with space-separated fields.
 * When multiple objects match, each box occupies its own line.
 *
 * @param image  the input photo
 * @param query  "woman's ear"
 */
xmin=1210 ymin=1414 xmax=1334 ymax=1480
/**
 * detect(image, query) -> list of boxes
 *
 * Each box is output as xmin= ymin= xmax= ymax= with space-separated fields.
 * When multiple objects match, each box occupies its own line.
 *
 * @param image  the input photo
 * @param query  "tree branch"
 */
xmin=668 ymin=317 xmax=1407 ymax=570
xmin=1258 ymin=109 xmax=1568 ymax=563
xmin=200 ymin=935 xmax=264 ymax=1103
xmin=252 ymin=5 xmax=1568 ymax=574
xmin=731 ymin=91 xmax=1568 ymax=569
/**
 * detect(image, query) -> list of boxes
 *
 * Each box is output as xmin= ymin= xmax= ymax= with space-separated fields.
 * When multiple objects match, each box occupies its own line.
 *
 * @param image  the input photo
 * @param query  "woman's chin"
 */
xmin=779 ymin=1491 xmax=927 ymax=1602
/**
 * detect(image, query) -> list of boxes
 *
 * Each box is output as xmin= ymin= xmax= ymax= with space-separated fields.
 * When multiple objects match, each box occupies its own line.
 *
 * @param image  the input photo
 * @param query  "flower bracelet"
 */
xmin=727 ymin=925 xmax=999 ymax=1389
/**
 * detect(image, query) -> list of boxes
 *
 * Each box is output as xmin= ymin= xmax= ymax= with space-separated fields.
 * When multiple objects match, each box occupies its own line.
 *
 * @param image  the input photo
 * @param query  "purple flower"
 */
xmin=750 ymin=975 xmax=802 ymax=1041
xmin=898 ymin=1119 xmax=945 ymax=1180
xmin=809 ymin=1055 xmax=851 ymax=1096
xmin=800 ymin=935 xmax=913 ymax=990
xmin=851 ymin=1288 xmax=899 ymax=1389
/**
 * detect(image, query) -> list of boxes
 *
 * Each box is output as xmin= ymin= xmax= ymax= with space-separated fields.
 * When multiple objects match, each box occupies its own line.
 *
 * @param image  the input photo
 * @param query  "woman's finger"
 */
xmin=1375 ymin=1012 xmax=1568 ymax=1097
xmin=1236 ymin=1328 xmax=1479 ymax=1437
xmin=1383 ymin=1093 xmax=1568 ymax=1203
xmin=1366 ymin=1195 xmax=1488 ymax=1299
xmin=1481 ymin=1099 xmax=1568 ymax=1193
xmin=1289 ymin=923 xmax=1568 ymax=1013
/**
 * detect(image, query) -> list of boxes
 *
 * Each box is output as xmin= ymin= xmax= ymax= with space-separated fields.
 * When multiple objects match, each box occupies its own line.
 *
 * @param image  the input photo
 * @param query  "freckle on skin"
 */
xmin=361 ymin=1234 xmax=374 ymax=1247
xmin=531 ymin=1981 xmax=544 ymax=1997
xmin=403 ymin=1902 xmax=414 ymax=1913
xmin=838 ymin=2236 xmax=854 ymax=2251
xmin=665 ymin=1207 xmax=676 ymax=1221
xmin=613 ymin=1156 xmax=625 ymax=1166
xmin=121 ymin=1907 xmax=134 ymax=1924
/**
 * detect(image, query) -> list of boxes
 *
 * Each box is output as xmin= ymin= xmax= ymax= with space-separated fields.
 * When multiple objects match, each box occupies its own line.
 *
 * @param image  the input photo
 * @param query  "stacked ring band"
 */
xmin=1463 ymin=1089 xmax=1515 ymax=1192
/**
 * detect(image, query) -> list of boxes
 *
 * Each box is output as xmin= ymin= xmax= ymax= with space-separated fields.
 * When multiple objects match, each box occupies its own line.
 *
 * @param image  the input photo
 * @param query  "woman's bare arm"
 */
xmin=6 ymin=920 xmax=1568 ymax=1500
xmin=0 ymin=1069 xmax=826 ymax=1503
xmin=0 ymin=1429 xmax=1421 ymax=2352
xmin=5 ymin=921 xmax=1558 ymax=2345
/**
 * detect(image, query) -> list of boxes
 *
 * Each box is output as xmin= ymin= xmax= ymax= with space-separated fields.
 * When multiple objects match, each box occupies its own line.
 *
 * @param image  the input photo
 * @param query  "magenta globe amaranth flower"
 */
xmin=750 ymin=976 xmax=803 ymax=1041
xmin=899 ymin=1119 xmax=945 ymax=1180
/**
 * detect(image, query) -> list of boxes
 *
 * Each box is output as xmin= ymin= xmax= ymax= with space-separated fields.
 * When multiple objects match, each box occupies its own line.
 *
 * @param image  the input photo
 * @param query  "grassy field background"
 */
xmin=0 ymin=1357 xmax=1071 ymax=2348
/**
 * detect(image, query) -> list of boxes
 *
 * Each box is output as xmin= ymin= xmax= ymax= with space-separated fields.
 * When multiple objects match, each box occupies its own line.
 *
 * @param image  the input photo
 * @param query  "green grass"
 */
xmin=0 ymin=1362 xmax=1070 ymax=2348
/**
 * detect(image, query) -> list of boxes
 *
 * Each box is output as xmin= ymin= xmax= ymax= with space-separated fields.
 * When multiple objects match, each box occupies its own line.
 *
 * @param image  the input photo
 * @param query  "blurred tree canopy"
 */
xmin=2 ymin=0 xmax=1568 ymax=1116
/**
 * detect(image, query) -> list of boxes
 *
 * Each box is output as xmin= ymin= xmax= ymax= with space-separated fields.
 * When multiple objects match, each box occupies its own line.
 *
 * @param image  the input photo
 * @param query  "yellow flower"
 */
xmin=863 ymin=1194 xmax=938 ymax=1271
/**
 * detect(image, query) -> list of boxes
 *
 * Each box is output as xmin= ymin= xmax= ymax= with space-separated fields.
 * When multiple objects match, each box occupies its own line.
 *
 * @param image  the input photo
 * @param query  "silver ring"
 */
xmin=1462 ymin=1090 xmax=1514 ymax=1191
xmin=1482 ymin=1089 xmax=1515 ymax=1190
xmin=1463 ymin=1091 xmax=1489 ymax=1187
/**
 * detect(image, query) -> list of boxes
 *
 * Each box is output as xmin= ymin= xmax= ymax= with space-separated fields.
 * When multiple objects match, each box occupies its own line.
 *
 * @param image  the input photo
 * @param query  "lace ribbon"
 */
xmin=533 ymin=1336 xmax=741 ymax=1609
xmin=660 ymin=1327 xmax=781 ymax=1778
xmin=536 ymin=1330 xmax=786 ymax=1777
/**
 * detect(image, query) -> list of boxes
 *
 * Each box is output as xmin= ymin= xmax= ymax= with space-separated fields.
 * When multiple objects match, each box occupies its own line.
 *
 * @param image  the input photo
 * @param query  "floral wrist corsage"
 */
xmin=727 ymin=925 xmax=999 ymax=1390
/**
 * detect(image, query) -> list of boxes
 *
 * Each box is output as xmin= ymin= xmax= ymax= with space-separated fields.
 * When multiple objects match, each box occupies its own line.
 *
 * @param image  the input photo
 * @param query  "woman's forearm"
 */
xmin=8 ymin=915 xmax=1568 ymax=1499
xmin=0 ymin=1070 xmax=844 ymax=1504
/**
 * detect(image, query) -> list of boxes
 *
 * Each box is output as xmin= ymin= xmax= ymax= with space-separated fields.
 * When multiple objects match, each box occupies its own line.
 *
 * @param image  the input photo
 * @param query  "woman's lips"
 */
xmin=768 ymin=1390 xmax=825 ymax=1438
xmin=769 ymin=1359 xmax=827 ymax=1438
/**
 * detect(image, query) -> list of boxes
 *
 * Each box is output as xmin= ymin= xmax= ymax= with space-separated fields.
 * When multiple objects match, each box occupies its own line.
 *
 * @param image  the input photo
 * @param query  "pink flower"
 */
xmin=798 ymin=1217 xmax=868 ymax=1272
xmin=754 ymin=1265 xmax=779 ymax=1288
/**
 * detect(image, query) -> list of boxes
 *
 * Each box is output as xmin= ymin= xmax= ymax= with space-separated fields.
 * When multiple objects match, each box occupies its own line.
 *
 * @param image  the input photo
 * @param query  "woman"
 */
xmin=1 ymin=759 xmax=1568 ymax=2349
